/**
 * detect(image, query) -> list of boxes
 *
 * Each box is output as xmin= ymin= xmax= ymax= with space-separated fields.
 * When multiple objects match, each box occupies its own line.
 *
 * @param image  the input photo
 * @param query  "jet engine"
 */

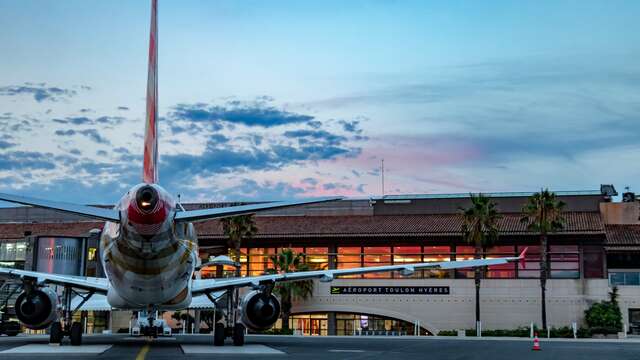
xmin=15 ymin=287 xmax=58 ymax=330
xmin=239 ymin=290 xmax=281 ymax=331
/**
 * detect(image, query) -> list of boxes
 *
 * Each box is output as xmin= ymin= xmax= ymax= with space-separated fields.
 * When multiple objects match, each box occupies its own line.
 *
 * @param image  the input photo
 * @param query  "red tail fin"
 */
xmin=143 ymin=0 xmax=158 ymax=184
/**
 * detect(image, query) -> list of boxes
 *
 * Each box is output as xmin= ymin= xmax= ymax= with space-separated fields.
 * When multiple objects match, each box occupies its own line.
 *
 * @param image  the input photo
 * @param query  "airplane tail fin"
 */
xmin=143 ymin=0 xmax=159 ymax=184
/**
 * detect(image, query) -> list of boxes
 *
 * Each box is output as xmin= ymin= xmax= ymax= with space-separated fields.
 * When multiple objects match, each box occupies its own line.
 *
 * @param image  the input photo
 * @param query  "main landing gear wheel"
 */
xmin=49 ymin=321 xmax=62 ymax=344
xmin=213 ymin=323 xmax=225 ymax=346
xmin=70 ymin=322 xmax=82 ymax=346
xmin=233 ymin=323 xmax=245 ymax=346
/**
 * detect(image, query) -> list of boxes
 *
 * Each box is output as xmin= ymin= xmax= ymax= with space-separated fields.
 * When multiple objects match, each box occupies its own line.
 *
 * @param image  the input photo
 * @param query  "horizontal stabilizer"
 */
xmin=0 ymin=192 xmax=120 ymax=222
xmin=175 ymin=197 xmax=342 ymax=222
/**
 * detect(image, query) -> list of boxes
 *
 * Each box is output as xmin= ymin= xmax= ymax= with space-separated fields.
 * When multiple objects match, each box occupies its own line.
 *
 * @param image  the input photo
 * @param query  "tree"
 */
xmin=267 ymin=248 xmax=314 ymax=332
xmin=585 ymin=286 xmax=623 ymax=334
xmin=461 ymin=193 xmax=501 ymax=333
xmin=220 ymin=215 xmax=257 ymax=276
xmin=521 ymin=189 xmax=565 ymax=331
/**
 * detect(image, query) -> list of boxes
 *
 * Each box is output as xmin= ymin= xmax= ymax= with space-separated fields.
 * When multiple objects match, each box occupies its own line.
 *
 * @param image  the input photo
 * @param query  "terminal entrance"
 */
xmin=278 ymin=312 xmax=430 ymax=336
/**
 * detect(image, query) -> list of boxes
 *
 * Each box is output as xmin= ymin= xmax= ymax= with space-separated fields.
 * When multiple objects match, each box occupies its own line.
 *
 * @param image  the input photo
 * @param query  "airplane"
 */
xmin=0 ymin=0 xmax=527 ymax=347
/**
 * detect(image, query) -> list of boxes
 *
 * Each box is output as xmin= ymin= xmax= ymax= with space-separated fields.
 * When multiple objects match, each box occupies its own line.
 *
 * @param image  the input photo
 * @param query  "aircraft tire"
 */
xmin=49 ymin=322 xmax=63 ymax=344
xmin=233 ymin=323 xmax=245 ymax=346
xmin=70 ymin=322 xmax=82 ymax=346
xmin=213 ymin=323 xmax=225 ymax=346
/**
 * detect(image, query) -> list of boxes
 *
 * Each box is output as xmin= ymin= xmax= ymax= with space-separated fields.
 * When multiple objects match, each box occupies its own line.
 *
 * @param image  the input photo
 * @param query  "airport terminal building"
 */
xmin=1 ymin=186 xmax=640 ymax=336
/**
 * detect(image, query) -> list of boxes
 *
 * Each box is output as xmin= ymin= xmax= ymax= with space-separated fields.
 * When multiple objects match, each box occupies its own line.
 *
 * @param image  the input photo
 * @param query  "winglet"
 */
xmin=518 ymin=247 xmax=528 ymax=269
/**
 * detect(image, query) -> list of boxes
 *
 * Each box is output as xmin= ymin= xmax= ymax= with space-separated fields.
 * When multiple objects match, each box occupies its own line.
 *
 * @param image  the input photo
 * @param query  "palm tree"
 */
xmin=267 ymin=248 xmax=314 ymax=332
xmin=220 ymin=215 xmax=257 ymax=276
xmin=461 ymin=193 xmax=501 ymax=334
xmin=520 ymin=189 xmax=565 ymax=332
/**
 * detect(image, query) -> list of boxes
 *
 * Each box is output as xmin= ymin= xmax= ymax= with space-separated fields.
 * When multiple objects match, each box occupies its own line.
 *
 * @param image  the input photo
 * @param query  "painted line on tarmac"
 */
xmin=329 ymin=349 xmax=366 ymax=353
xmin=135 ymin=342 xmax=151 ymax=360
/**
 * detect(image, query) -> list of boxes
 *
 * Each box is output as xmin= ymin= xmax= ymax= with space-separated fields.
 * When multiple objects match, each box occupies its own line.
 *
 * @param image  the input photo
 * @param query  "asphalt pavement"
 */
xmin=0 ymin=334 xmax=638 ymax=359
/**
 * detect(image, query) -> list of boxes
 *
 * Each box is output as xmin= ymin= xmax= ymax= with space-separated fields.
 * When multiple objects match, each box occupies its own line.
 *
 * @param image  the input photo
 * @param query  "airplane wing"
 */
xmin=174 ymin=197 xmax=342 ymax=223
xmin=0 ymin=192 xmax=120 ymax=222
xmin=192 ymin=248 xmax=527 ymax=295
xmin=0 ymin=267 xmax=110 ymax=293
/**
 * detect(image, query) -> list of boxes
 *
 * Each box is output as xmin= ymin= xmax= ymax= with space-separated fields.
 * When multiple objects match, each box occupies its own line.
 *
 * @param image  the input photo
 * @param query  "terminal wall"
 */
xmin=291 ymin=278 xmax=640 ymax=333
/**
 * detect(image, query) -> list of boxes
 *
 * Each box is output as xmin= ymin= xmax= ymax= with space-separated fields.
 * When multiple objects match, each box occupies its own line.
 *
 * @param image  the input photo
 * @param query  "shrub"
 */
xmin=256 ymin=328 xmax=295 ymax=335
xmin=549 ymin=326 xmax=573 ymax=338
xmin=436 ymin=330 xmax=457 ymax=336
xmin=584 ymin=287 xmax=622 ymax=333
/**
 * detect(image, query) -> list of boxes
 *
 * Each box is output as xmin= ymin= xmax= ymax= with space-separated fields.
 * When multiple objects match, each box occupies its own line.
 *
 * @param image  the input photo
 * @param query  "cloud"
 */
xmin=283 ymin=129 xmax=347 ymax=146
xmin=0 ymin=151 xmax=56 ymax=170
xmin=338 ymin=120 xmax=363 ymax=134
xmin=215 ymin=179 xmax=307 ymax=201
xmin=53 ymin=116 xmax=124 ymax=126
xmin=301 ymin=177 xmax=318 ymax=186
xmin=54 ymin=129 xmax=110 ymax=144
xmin=170 ymin=99 xmax=314 ymax=128
xmin=0 ymin=83 xmax=81 ymax=102
xmin=53 ymin=117 xmax=92 ymax=125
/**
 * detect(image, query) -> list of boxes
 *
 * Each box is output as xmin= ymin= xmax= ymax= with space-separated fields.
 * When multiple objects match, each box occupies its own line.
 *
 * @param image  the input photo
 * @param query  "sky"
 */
xmin=0 ymin=0 xmax=639 ymax=204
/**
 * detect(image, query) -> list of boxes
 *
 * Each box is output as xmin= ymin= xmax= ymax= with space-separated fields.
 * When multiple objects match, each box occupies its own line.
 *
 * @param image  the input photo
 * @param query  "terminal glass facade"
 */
xmin=278 ymin=313 xmax=427 ymax=336
xmin=209 ymin=243 xmax=594 ymax=280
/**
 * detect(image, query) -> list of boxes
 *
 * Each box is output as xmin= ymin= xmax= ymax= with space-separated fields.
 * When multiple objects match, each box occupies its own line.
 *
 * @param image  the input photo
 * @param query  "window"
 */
xmin=87 ymin=247 xmax=97 ymax=261
xmin=583 ymin=246 xmax=604 ymax=278
xmin=549 ymin=245 xmax=579 ymax=279
xmin=486 ymin=246 xmax=515 ymax=278
xmin=363 ymin=247 xmax=391 ymax=278
xmin=424 ymin=246 xmax=450 ymax=278
xmin=518 ymin=245 xmax=540 ymax=278
xmin=248 ymin=248 xmax=274 ymax=276
xmin=305 ymin=247 xmax=329 ymax=271
xmin=609 ymin=271 xmax=640 ymax=286
xmin=393 ymin=246 xmax=421 ymax=278
xmin=337 ymin=247 xmax=361 ymax=278
xmin=226 ymin=247 xmax=248 ymax=276
xmin=455 ymin=246 xmax=477 ymax=278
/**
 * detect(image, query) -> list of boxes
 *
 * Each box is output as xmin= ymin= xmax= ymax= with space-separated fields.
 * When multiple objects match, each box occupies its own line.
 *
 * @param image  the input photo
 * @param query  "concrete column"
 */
xmin=328 ymin=244 xmax=337 ymax=270
xmin=327 ymin=311 xmax=337 ymax=336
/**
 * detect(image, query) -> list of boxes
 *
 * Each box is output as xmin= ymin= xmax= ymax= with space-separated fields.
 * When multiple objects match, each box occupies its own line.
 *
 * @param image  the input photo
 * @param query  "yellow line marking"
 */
xmin=135 ymin=342 xmax=151 ymax=360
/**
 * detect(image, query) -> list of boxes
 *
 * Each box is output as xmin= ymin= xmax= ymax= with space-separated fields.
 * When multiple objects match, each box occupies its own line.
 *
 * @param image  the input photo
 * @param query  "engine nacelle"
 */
xmin=15 ymin=288 xmax=58 ymax=330
xmin=239 ymin=290 xmax=281 ymax=331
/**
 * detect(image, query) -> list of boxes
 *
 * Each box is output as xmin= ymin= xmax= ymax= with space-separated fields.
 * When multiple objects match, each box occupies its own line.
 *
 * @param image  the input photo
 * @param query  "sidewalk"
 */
xmin=248 ymin=334 xmax=640 ymax=344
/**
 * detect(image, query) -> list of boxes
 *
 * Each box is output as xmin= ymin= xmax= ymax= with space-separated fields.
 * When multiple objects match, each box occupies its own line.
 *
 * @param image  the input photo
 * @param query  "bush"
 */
xmin=256 ymin=328 xmax=294 ymax=335
xmin=438 ymin=326 xmax=579 ymax=338
xmin=436 ymin=330 xmax=457 ymax=336
xmin=584 ymin=287 xmax=622 ymax=333
xmin=549 ymin=326 xmax=573 ymax=338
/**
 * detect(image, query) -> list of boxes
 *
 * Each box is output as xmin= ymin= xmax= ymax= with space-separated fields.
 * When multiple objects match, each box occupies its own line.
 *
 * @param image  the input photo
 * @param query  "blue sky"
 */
xmin=0 ymin=0 xmax=639 ymax=204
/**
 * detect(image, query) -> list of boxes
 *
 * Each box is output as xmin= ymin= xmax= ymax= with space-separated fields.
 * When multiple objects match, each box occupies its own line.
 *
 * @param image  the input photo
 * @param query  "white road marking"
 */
xmin=329 ymin=349 xmax=366 ymax=353
xmin=181 ymin=344 xmax=284 ymax=354
xmin=0 ymin=344 xmax=112 ymax=354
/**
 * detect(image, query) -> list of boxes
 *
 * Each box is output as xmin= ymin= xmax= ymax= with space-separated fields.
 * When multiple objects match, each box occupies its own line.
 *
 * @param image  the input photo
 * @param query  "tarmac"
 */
xmin=0 ymin=334 xmax=639 ymax=359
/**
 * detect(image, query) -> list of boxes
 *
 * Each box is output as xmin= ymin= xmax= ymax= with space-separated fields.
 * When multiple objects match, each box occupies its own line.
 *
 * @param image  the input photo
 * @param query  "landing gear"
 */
xmin=233 ymin=323 xmax=245 ymax=346
xmin=47 ymin=286 xmax=93 ymax=346
xmin=209 ymin=288 xmax=247 ymax=347
xmin=70 ymin=322 xmax=82 ymax=346
xmin=49 ymin=321 xmax=63 ymax=344
xmin=213 ymin=323 xmax=225 ymax=346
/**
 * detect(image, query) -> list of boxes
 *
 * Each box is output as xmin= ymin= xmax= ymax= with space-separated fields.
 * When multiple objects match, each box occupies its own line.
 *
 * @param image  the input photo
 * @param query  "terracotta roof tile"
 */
xmin=605 ymin=224 xmax=640 ymax=246
xmin=196 ymin=212 xmax=604 ymax=238
xmin=0 ymin=212 xmax=604 ymax=240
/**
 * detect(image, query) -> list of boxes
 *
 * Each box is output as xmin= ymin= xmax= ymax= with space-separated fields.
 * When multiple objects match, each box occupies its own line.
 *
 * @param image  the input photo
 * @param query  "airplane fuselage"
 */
xmin=100 ymin=183 xmax=198 ymax=310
